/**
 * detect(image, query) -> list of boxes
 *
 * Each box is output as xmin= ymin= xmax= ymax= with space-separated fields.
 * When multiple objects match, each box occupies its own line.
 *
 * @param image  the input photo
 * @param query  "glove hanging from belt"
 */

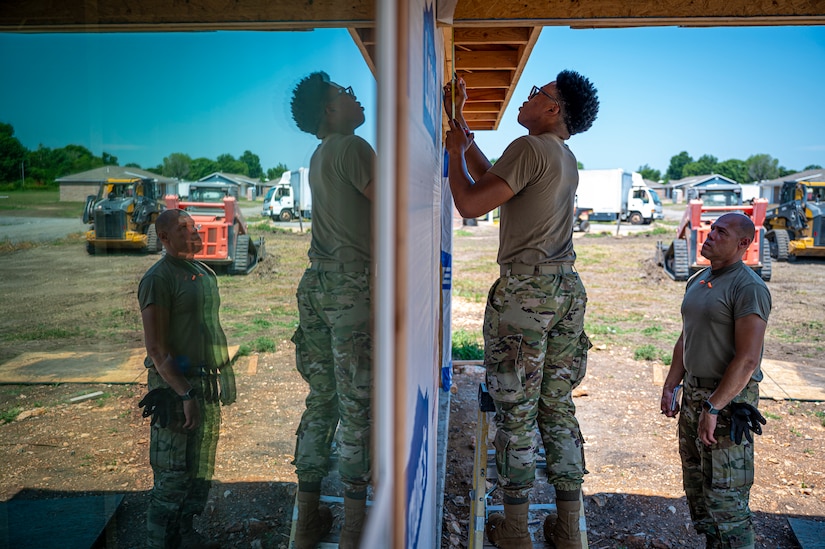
xmin=729 ymin=402 xmax=767 ymax=445
xmin=138 ymin=388 xmax=177 ymax=428
xmin=202 ymin=364 xmax=237 ymax=405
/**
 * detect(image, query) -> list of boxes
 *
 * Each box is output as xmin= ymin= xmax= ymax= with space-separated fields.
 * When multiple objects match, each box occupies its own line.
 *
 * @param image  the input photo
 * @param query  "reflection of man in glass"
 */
xmin=138 ymin=209 xmax=236 ymax=549
xmin=289 ymin=71 xmax=374 ymax=549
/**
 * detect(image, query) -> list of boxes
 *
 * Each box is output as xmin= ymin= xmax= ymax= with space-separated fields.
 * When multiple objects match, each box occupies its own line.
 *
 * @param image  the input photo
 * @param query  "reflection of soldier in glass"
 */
xmin=289 ymin=71 xmax=374 ymax=549
xmin=138 ymin=208 xmax=236 ymax=549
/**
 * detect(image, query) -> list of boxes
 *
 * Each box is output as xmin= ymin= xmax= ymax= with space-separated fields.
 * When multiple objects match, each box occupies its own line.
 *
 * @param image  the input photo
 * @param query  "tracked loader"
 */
xmin=764 ymin=180 xmax=825 ymax=261
xmin=82 ymin=177 xmax=164 ymax=254
xmin=165 ymin=191 xmax=265 ymax=275
xmin=656 ymin=198 xmax=771 ymax=281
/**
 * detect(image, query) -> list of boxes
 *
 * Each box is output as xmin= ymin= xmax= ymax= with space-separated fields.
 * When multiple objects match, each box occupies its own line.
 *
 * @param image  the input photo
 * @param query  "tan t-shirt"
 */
xmin=308 ymin=133 xmax=374 ymax=263
xmin=488 ymin=133 xmax=579 ymax=266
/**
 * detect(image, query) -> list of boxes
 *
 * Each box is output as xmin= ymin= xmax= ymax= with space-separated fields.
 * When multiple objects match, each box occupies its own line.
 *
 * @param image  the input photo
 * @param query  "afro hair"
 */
xmin=290 ymin=71 xmax=332 ymax=135
xmin=555 ymin=70 xmax=599 ymax=136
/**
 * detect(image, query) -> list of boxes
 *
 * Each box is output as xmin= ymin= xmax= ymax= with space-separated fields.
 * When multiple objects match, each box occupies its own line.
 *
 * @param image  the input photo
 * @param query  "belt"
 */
xmin=500 ymin=263 xmax=575 ymax=277
xmin=310 ymin=261 xmax=370 ymax=274
xmin=684 ymin=374 xmax=719 ymax=389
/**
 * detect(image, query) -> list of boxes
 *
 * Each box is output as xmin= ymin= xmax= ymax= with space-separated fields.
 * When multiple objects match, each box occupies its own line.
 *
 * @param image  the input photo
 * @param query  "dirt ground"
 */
xmin=441 ymin=224 xmax=825 ymax=549
xmin=1 ymin=222 xmax=824 ymax=548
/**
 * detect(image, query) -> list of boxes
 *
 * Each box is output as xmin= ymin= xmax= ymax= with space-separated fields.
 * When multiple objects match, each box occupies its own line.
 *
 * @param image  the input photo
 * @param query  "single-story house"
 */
xmin=758 ymin=168 xmax=825 ymax=204
xmin=198 ymin=172 xmax=262 ymax=199
xmin=56 ymin=166 xmax=177 ymax=202
xmin=668 ymin=174 xmax=740 ymax=203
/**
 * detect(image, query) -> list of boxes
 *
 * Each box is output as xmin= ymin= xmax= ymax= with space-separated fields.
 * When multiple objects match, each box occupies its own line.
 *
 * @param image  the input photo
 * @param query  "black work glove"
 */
xmin=219 ymin=364 xmax=237 ymax=406
xmin=138 ymin=388 xmax=176 ymax=428
xmin=729 ymin=402 xmax=767 ymax=445
xmin=204 ymin=369 xmax=220 ymax=403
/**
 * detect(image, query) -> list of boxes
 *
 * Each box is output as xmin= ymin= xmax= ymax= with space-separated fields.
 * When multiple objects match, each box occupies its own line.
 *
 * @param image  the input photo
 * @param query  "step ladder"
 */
xmin=469 ymin=383 xmax=588 ymax=548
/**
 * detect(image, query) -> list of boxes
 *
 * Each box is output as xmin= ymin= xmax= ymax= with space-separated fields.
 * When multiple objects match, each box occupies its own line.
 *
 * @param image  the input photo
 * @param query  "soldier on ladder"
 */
xmin=443 ymin=70 xmax=599 ymax=548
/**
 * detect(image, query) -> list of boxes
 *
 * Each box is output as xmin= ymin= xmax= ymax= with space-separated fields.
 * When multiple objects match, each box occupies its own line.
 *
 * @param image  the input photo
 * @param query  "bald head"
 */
xmin=718 ymin=212 xmax=755 ymax=242
xmin=155 ymin=208 xmax=188 ymax=235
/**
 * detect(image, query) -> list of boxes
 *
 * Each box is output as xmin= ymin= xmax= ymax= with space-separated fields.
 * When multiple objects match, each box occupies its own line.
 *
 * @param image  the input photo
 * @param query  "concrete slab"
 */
xmin=788 ymin=517 xmax=825 ymax=548
xmin=0 ymin=494 xmax=124 ymax=549
xmin=0 ymin=346 xmax=241 ymax=384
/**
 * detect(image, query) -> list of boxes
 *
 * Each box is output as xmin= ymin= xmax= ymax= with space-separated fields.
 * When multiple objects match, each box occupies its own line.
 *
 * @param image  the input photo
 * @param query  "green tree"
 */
xmin=666 ymin=151 xmax=693 ymax=181
xmin=189 ymin=157 xmax=219 ymax=180
xmin=577 ymin=161 xmax=584 ymax=170
xmin=240 ymin=150 xmax=263 ymax=179
xmin=0 ymin=122 xmax=28 ymax=185
xmin=638 ymin=164 xmax=661 ymax=182
xmin=803 ymin=164 xmax=823 ymax=170
xmin=101 ymin=152 xmax=119 ymax=166
xmin=746 ymin=154 xmax=779 ymax=183
xmin=715 ymin=159 xmax=748 ymax=183
xmin=26 ymin=144 xmax=105 ymax=186
xmin=216 ymin=153 xmax=248 ymax=176
xmin=124 ymin=162 xmax=142 ymax=169
xmin=266 ymin=163 xmax=289 ymax=181
xmin=778 ymin=166 xmax=796 ymax=177
xmin=162 ymin=152 xmax=192 ymax=180
xmin=682 ymin=154 xmax=718 ymax=177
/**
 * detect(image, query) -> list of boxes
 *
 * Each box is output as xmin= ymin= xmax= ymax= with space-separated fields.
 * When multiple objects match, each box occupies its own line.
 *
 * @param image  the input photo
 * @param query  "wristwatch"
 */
xmin=179 ymin=388 xmax=195 ymax=401
xmin=702 ymin=399 xmax=721 ymax=415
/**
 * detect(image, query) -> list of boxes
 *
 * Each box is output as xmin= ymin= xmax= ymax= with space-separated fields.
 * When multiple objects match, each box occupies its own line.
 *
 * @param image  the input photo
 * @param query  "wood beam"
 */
xmin=454 ymin=50 xmax=520 ymax=71
xmin=453 ymin=27 xmax=533 ymax=45
xmin=0 ymin=0 xmax=375 ymax=32
xmin=459 ymin=71 xmax=513 ymax=88
xmin=2 ymin=0 xmax=823 ymax=32
xmin=451 ymin=0 xmax=825 ymax=27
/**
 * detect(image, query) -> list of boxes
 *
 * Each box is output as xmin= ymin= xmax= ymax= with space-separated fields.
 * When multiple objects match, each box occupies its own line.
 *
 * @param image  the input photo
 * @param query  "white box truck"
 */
xmin=261 ymin=167 xmax=312 ymax=222
xmin=576 ymin=169 xmax=663 ymax=225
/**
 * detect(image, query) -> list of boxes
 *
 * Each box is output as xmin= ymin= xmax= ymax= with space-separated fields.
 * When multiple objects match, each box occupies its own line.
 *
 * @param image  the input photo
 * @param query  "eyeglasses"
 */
xmin=529 ymin=85 xmax=560 ymax=107
xmin=336 ymin=86 xmax=356 ymax=99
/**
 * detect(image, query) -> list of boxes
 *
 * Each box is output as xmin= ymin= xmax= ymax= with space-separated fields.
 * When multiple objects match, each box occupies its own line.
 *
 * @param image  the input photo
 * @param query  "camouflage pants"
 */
xmin=483 ymin=272 xmax=590 ymax=499
xmin=146 ymin=369 xmax=221 ymax=549
xmin=292 ymin=270 xmax=372 ymax=493
xmin=679 ymin=379 xmax=759 ymax=549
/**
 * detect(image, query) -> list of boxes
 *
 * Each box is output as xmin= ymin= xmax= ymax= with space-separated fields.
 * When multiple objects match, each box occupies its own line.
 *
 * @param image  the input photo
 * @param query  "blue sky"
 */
xmin=1 ymin=25 xmax=823 ymax=178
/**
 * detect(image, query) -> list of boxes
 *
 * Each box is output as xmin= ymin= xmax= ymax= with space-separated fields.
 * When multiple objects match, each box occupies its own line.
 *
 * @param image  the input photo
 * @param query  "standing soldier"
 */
xmin=288 ymin=71 xmax=375 ymax=549
xmin=661 ymin=212 xmax=771 ymax=548
xmin=139 ymin=208 xmax=236 ymax=549
xmin=444 ymin=71 xmax=599 ymax=548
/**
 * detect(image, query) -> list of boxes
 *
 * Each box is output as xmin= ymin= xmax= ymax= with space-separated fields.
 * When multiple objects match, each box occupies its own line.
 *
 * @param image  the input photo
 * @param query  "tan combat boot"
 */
xmin=485 ymin=501 xmax=532 ymax=549
xmin=338 ymin=495 xmax=367 ymax=549
xmin=543 ymin=498 xmax=581 ymax=549
xmin=294 ymin=491 xmax=333 ymax=549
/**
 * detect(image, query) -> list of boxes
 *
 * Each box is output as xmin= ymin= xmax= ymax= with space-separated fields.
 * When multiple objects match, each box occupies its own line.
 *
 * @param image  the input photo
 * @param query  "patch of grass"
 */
xmin=238 ymin=336 xmax=277 ymax=356
xmin=454 ymin=229 xmax=473 ymax=237
xmin=452 ymin=280 xmax=487 ymax=303
xmin=452 ymin=329 xmax=484 ymax=361
xmin=764 ymin=411 xmax=781 ymax=420
xmin=641 ymin=325 xmax=663 ymax=336
xmin=633 ymin=344 xmax=670 ymax=364
xmin=586 ymin=323 xmax=620 ymax=336
xmin=6 ymin=323 xmax=94 ymax=341
xmin=790 ymin=427 xmax=803 ymax=437
xmin=804 ymin=448 xmax=815 ymax=455
xmin=252 ymin=318 xmax=274 ymax=329
xmin=630 ymin=226 xmax=673 ymax=237
xmin=0 ymin=407 xmax=22 ymax=424
xmin=0 ymin=190 xmax=84 ymax=218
